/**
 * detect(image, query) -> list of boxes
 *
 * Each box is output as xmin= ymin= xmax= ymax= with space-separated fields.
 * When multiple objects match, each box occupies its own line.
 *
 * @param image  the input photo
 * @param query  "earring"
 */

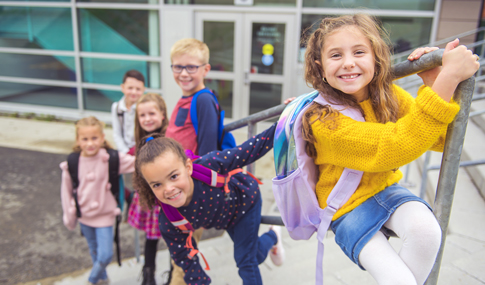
xmin=323 ymin=77 xmax=328 ymax=84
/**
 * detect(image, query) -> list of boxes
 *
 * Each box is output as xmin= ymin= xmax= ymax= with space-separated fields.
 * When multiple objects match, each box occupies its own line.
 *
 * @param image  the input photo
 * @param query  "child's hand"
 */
xmin=408 ymin=46 xmax=439 ymax=61
xmin=429 ymin=38 xmax=480 ymax=102
xmin=441 ymin=38 xmax=480 ymax=83
xmin=418 ymin=66 xmax=442 ymax=87
xmin=410 ymin=46 xmax=441 ymax=87
xmin=284 ymin=97 xmax=296 ymax=105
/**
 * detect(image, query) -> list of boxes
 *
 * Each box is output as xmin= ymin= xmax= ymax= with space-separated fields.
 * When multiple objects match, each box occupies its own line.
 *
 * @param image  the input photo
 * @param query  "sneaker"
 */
xmin=97 ymin=279 xmax=110 ymax=285
xmin=141 ymin=266 xmax=157 ymax=285
xmin=269 ymin=226 xmax=285 ymax=266
xmin=87 ymin=279 xmax=110 ymax=285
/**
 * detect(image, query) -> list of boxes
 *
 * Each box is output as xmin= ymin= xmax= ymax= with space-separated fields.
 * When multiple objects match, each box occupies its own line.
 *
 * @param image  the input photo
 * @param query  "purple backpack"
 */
xmin=272 ymin=91 xmax=364 ymax=284
xmin=158 ymin=150 xmax=261 ymax=271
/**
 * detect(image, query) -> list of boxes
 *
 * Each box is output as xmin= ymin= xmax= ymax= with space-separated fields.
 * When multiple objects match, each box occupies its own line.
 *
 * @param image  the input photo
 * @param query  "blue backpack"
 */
xmin=190 ymin=88 xmax=236 ymax=150
xmin=272 ymin=90 xmax=365 ymax=284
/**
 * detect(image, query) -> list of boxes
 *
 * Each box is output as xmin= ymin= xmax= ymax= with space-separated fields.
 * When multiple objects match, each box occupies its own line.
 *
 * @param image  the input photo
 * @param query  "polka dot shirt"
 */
xmin=158 ymin=123 xmax=276 ymax=284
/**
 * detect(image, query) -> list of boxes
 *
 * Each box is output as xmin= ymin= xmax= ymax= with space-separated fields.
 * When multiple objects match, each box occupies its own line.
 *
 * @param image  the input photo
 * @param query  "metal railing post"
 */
xmin=425 ymin=77 xmax=475 ymax=285
xmin=419 ymin=151 xmax=432 ymax=199
xmin=224 ymin=104 xmax=286 ymax=175
xmin=135 ymin=229 xmax=140 ymax=262
xmin=247 ymin=122 xmax=256 ymax=174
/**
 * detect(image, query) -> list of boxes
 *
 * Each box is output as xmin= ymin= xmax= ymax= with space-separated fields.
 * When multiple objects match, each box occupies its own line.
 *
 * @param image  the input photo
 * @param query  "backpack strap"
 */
xmin=312 ymin=94 xmax=365 ymax=285
xmin=189 ymin=89 xmax=236 ymax=150
xmin=67 ymin=152 xmax=82 ymax=218
xmin=106 ymin=149 xmax=121 ymax=208
xmin=189 ymin=88 xmax=216 ymax=136
xmin=160 ymin=153 xmax=262 ymax=271
xmin=158 ymin=201 xmax=210 ymax=270
xmin=186 ymin=150 xmax=262 ymax=200
xmin=106 ymin=148 xmax=123 ymax=266
xmin=116 ymin=102 xmax=125 ymax=139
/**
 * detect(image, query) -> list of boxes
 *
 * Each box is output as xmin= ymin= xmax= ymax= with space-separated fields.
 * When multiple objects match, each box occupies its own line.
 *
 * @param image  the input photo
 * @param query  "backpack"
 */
xmin=271 ymin=90 xmax=364 ymax=284
xmin=158 ymin=149 xmax=262 ymax=271
xmin=190 ymin=88 xmax=237 ymax=151
xmin=67 ymin=148 xmax=125 ymax=266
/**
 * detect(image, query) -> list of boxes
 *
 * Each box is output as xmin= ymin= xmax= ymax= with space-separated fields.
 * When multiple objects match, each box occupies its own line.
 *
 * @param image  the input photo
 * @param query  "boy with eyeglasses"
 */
xmin=164 ymin=38 xmax=219 ymax=285
xmin=165 ymin=38 xmax=219 ymax=155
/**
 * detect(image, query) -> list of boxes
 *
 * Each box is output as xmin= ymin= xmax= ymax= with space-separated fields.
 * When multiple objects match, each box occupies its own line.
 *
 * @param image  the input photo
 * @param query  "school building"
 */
xmin=0 ymin=0 xmax=483 ymax=123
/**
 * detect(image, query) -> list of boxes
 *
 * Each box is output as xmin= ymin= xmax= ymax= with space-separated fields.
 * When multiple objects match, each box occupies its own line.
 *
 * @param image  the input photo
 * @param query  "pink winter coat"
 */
xmin=60 ymin=148 xmax=135 ymax=230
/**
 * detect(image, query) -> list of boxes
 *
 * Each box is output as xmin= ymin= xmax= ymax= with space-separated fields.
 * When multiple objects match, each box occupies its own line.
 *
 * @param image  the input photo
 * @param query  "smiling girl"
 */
xmin=126 ymin=93 xmax=169 ymax=285
xmin=60 ymin=116 xmax=135 ymax=285
xmin=301 ymin=14 xmax=479 ymax=284
xmin=134 ymin=124 xmax=285 ymax=285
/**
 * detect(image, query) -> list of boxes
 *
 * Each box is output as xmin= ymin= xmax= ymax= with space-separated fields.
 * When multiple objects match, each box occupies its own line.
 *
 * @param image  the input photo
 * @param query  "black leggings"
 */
xmin=144 ymin=238 xmax=159 ymax=268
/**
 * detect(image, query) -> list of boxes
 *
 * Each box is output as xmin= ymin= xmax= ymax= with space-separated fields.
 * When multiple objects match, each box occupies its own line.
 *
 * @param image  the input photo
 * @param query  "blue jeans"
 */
xmin=226 ymin=195 xmax=277 ymax=285
xmin=330 ymin=183 xmax=431 ymax=269
xmin=80 ymin=223 xmax=113 ymax=284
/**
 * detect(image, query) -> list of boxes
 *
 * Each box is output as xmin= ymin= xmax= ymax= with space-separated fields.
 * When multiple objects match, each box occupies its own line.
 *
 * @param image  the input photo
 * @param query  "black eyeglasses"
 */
xmin=171 ymin=64 xmax=206 ymax=74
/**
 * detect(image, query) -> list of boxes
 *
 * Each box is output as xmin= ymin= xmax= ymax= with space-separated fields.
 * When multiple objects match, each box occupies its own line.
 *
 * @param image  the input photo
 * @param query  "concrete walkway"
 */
xmin=1 ymin=116 xmax=484 ymax=285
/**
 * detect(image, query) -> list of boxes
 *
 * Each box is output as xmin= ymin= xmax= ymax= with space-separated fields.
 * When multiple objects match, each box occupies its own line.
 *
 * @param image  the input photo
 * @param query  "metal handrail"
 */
xmin=224 ymin=49 xmax=476 ymax=285
xmin=391 ymin=26 xmax=485 ymax=61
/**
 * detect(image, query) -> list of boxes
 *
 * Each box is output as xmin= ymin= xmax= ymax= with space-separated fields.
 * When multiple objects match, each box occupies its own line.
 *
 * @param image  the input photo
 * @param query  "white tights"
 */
xmin=358 ymin=202 xmax=442 ymax=285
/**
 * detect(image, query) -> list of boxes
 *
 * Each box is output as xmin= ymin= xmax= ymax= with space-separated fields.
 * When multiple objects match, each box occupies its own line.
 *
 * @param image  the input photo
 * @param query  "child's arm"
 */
xmin=200 ymin=123 xmax=276 ymax=174
xmin=432 ymin=39 xmax=479 ymax=101
xmin=158 ymin=215 xmax=211 ymax=284
xmin=111 ymin=102 xmax=129 ymax=153
xmin=59 ymin=162 xmax=77 ymax=231
xmin=410 ymin=39 xmax=479 ymax=102
xmin=118 ymin=151 xmax=135 ymax=174
xmin=196 ymin=93 xmax=219 ymax=155
xmin=312 ymin=85 xmax=460 ymax=172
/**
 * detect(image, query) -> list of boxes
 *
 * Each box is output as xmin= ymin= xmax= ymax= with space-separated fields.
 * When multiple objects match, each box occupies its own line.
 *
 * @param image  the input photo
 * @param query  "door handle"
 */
xmin=244 ymin=70 xmax=249 ymax=85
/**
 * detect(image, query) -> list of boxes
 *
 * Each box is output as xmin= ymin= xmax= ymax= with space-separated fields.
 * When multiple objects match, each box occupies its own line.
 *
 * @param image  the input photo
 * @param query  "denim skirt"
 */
xmin=330 ymin=183 xmax=431 ymax=270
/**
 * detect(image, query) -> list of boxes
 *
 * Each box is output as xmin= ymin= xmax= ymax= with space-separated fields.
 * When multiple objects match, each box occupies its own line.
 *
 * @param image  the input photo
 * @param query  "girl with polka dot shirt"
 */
xmin=134 ymin=123 xmax=284 ymax=285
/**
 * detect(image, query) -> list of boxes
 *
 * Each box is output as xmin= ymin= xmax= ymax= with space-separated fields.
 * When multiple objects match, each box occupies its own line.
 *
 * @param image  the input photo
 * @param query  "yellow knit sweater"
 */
xmin=311 ymin=85 xmax=460 ymax=220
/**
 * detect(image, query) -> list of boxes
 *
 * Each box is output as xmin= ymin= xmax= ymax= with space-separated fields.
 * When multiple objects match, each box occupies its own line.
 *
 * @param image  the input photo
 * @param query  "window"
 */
xmin=303 ymin=0 xmax=435 ymax=11
xmin=0 ymin=7 xmax=73 ymax=50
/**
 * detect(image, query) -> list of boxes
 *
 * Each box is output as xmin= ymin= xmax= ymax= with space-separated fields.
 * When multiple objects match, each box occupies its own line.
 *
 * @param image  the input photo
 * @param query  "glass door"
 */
xmin=195 ymin=12 xmax=295 ymax=120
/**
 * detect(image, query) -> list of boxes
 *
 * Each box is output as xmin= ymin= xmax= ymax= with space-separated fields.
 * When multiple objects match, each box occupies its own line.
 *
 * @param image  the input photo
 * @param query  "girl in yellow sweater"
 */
xmin=302 ymin=14 xmax=479 ymax=284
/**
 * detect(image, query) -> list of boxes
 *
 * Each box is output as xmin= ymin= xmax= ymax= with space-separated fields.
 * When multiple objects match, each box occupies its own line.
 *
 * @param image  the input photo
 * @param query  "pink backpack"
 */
xmin=272 ymin=91 xmax=364 ymax=284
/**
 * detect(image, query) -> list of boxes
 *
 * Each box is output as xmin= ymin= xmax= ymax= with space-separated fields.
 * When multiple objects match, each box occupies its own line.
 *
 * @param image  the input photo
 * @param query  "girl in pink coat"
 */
xmin=60 ymin=116 xmax=135 ymax=285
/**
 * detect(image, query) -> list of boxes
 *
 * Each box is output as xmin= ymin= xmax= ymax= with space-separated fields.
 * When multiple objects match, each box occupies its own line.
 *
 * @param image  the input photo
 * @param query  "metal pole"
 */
xmin=135 ymin=229 xmax=140 ymax=262
xmin=224 ymin=104 xmax=286 ymax=132
xmin=400 ymin=163 xmax=416 ymax=188
xmin=261 ymin=215 xmax=284 ymax=226
xmin=419 ymin=151 xmax=431 ymax=199
xmin=425 ymin=77 xmax=475 ymax=285
xmin=246 ymin=122 xmax=256 ymax=174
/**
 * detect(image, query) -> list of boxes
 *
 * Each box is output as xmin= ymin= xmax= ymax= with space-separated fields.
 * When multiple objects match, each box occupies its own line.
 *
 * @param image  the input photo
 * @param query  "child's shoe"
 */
xmin=87 ymin=279 xmax=109 ymax=285
xmin=141 ymin=266 xmax=157 ymax=285
xmin=97 ymin=279 xmax=110 ymax=285
xmin=269 ymin=226 xmax=285 ymax=266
